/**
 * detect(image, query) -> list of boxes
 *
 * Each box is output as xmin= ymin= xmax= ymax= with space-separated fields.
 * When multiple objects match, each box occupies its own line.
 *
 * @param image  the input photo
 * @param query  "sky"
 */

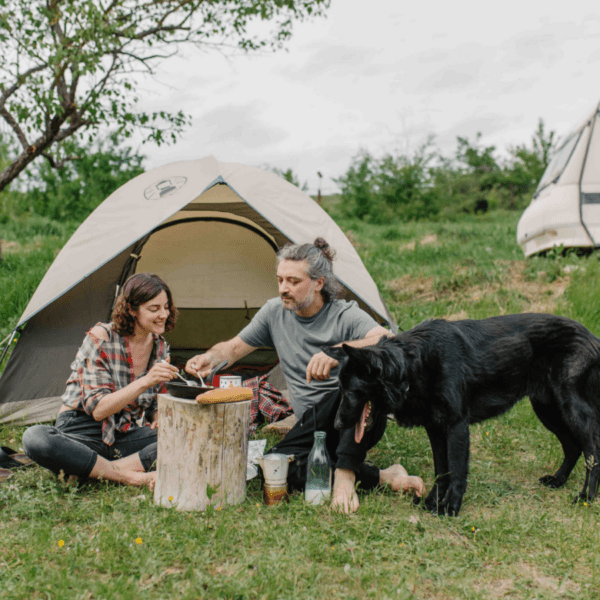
xmin=138 ymin=0 xmax=600 ymax=195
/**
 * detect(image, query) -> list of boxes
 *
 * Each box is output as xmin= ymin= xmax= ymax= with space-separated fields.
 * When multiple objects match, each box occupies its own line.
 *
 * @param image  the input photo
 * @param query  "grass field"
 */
xmin=2 ymin=208 xmax=600 ymax=599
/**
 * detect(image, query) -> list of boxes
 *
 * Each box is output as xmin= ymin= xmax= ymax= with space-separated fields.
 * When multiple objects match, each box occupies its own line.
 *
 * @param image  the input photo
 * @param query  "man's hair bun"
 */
xmin=314 ymin=237 xmax=336 ymax=263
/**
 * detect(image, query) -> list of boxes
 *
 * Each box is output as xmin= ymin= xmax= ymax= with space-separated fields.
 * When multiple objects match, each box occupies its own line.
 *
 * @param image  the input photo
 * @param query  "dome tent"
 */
xmin=0 ymin=157 xmax=395 ymax=424
xmin=517 ymin=101 xmax=600 ymax=256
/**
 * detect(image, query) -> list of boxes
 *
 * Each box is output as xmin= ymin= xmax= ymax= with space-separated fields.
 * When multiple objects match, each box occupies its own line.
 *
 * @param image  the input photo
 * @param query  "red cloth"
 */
xmin=243 ymin=375 xmax=293 ymax=435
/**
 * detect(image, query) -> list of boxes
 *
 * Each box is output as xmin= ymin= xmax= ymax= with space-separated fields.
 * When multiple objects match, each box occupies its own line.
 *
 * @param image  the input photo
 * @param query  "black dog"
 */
xmin=324 ymin=313 xmax=600 ymax=516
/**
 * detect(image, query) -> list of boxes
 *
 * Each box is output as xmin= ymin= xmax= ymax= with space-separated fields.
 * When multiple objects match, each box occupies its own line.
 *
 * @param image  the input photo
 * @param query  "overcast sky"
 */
xmin=139 ymin=0 xmax=600 ymax=195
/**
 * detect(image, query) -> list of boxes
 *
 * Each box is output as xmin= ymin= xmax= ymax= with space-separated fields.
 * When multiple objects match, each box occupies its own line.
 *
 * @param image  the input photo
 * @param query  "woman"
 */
xmin=23 ymin=273 xmax=179 ymax=488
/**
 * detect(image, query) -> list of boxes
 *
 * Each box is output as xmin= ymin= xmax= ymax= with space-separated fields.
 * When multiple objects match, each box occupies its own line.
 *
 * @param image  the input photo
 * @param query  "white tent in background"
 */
xmin=0 ymin=157 xmax=395 ymax=424
xmin=517 ymin=101 xmax=600 ymax=256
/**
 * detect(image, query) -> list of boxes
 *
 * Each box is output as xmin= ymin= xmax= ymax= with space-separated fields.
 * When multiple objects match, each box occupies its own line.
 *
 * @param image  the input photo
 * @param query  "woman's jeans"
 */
xmin=22 ymin=410 xmax=157 ymax=478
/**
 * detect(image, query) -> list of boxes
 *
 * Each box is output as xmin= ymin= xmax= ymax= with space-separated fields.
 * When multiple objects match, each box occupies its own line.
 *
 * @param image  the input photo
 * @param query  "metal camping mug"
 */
xmin=219 ymin=375 xmax=242 ymax=388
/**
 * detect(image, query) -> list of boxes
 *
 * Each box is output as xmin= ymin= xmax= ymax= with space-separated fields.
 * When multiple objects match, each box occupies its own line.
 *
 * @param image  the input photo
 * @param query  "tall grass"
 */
xmin=0 ymin=217 xmax=76 ymax=344
xmin=2 ymin=209 xmax=600 ymax=599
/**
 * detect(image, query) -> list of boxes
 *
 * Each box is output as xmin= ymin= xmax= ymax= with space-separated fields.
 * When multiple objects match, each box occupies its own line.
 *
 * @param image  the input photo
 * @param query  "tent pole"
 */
xmin=0 ymin=329 xmax=17 ymax=369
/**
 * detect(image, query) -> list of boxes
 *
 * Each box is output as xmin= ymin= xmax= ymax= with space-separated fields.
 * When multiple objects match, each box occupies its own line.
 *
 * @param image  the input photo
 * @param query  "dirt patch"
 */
xmin=504 ymin=261 xmax=569 ymax=313
xmin=475 ymin=563 xmax=580 ymax=598
xmin=401 ymin=233 xmax=438 ymax=251
xmin=445 ymin=310 xmax=469 ymax=321
xmin=385 ymin=261 xmax=569 ymax=316
xmin=387 ymin=274 xmax=436 ymax=301
xmin=516 ymin=563 xmax=580 ymax=595
xmin=0 ymin=240 xmax=20 ymax=254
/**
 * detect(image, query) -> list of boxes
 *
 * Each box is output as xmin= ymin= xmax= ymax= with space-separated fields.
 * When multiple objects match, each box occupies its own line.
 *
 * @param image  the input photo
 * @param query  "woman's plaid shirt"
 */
xmin=61 ymin=323 xmax=169 ymax=446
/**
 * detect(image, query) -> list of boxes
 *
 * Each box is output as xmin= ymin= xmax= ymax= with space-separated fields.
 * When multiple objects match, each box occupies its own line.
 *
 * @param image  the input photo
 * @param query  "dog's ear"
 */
xmin=339 ymin=344 xmax=385 ymax=377
xmin=322 ymin=345 xmax=350 ymax=361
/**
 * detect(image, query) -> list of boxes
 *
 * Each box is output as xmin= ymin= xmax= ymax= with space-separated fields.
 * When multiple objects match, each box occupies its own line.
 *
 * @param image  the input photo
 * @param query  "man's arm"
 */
xmin=306 ymin=325 xmax=393 ymax=383
xmin=185 ymin=336 xmax=256 ymax=379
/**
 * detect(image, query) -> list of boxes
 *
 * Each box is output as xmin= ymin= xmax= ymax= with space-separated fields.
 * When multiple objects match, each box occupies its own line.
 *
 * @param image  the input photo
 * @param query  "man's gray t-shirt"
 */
xmin=239 ymin=298 xmax=379 ymax=419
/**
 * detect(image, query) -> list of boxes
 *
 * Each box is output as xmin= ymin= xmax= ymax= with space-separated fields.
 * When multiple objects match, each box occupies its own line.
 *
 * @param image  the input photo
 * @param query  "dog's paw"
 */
xmin=539 ymin=474 xmax=567 ymax=489
xmin=423 ymin=494 xmax=439 ymax=513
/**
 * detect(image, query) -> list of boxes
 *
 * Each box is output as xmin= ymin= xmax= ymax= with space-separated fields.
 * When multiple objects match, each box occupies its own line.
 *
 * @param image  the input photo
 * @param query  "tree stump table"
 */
xmin=154 ymin=394 xmax=251 ymax=511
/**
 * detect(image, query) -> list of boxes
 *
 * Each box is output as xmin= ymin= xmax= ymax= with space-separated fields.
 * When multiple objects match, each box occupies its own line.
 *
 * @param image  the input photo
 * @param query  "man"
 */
xmin=186 ymin=238 xmax=424 ymax=512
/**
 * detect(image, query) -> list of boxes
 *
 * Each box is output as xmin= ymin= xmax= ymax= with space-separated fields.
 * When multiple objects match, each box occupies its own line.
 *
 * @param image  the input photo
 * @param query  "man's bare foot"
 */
xmin=331 ymin=468 xmax=359 ymax=514
xmin=380 ymin=464 xmax=425 ymax=497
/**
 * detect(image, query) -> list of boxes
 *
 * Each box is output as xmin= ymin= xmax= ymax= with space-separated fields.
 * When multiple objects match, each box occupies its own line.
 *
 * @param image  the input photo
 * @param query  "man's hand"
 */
xmin=185 ymin=353 xmax=213 ymax=378
xmin=306 ymin=351 xmax=339 ymax=383
xmin=331 ymin=468 xmax=359 ymax=513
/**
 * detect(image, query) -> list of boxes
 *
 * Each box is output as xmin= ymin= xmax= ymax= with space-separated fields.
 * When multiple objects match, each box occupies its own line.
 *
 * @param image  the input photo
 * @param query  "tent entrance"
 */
xmin=133 ymin=217 xmax=280 ymax=372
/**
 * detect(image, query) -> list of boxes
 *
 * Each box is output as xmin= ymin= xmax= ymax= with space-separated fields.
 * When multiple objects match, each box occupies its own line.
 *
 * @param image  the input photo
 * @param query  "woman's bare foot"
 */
xmin=380 ymin=464 xmax=425 ymax=497
xmin=89 ymin=455 xmax=156 ymax=489
xmin=137 ymin=471 xmax=156 ymax=491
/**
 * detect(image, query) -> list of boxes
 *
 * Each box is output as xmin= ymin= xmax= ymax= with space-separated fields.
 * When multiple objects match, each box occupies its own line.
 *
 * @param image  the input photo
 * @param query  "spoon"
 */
xmin=161 ymin=361 xmax=198 ymax=387
xmin=190 ymin=368 xmax=207 ymax=387
xmin=174 ymin=371 xmax=198 ymax=387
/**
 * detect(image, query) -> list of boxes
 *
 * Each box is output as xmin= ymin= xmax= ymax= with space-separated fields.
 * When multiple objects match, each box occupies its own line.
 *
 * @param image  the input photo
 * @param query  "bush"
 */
xmin=335 ymin=142 xmax=440 ymax=223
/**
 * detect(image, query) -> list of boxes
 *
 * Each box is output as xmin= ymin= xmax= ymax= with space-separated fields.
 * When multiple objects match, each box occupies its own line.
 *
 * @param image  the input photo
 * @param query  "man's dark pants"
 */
xmin=268 ymin=390 xmax=388 ymax=492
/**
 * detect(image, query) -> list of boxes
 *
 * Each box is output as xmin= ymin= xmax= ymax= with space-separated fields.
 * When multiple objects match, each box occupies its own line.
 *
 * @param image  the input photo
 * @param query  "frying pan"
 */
xmin=164 ymin=360 xmax=229 ymax=399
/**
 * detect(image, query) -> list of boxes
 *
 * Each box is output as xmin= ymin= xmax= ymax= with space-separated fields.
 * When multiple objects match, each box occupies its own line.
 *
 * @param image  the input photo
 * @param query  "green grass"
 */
xmin=3 ymin=209 xmax=600 ymax=599
xmin=0 ymin=216 xmax=76 ymax=345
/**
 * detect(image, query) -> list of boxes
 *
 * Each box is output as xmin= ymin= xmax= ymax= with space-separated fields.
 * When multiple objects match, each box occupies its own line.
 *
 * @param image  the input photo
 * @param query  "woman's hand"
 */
xmin=143 ymin=360 xmax=178 ymax=389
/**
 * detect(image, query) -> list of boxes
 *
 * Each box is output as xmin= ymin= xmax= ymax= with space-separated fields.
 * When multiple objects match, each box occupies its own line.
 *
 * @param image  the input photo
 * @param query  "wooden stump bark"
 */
xmin=155 ymin=394 xmax=251 ymax=511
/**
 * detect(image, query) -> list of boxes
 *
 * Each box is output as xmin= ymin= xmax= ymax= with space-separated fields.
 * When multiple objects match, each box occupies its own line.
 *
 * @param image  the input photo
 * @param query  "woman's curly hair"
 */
xmin=111 ymin=273 xmax=178 ymax=336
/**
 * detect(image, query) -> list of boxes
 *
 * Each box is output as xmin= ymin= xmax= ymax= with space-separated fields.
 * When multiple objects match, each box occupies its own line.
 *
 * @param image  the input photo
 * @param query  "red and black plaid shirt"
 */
xmin=244 ymin=374 xmax=293 ymax=435
xmin=61 ymin=323 xmax=169 ymax=446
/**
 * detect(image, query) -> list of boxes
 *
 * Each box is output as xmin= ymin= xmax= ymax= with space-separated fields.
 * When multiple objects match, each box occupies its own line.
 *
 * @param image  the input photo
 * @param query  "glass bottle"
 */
xmin=305 ymin=431 xmax=332 ymax=505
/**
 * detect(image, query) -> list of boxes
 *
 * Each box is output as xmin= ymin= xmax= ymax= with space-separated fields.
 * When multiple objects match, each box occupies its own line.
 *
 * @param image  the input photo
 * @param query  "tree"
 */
xmin=0 ymin=0 xmax=330 ymax=192
xmin=506 ymin=119 xmax=556 ymax=196
xmin=335 ymin=140 xmax=440 ymax=223
xmin=334 ymin=150 xmax=376 ymax=220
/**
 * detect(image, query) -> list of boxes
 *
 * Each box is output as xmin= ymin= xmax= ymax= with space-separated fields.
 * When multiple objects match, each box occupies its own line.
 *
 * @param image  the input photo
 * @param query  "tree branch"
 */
xmin=0 ymin=106 xmax=31 ymax=151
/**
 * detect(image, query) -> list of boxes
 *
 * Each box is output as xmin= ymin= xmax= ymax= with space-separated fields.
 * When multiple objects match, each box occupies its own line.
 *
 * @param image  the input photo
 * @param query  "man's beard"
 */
xmin=281 ymin=283 xmax=317 ymax=312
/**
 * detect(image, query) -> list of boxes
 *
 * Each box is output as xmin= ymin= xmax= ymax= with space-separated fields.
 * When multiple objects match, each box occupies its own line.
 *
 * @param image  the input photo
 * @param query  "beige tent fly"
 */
xmin=0 ymin=157 xmax=395 ymax=424
xmin=517 ymin=100 xmax=600 ymax=256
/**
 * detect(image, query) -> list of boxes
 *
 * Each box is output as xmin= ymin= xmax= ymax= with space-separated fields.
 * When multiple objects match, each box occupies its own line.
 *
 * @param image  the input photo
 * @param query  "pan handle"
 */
xmin=209 ymin=360 xmax=229 ymax=386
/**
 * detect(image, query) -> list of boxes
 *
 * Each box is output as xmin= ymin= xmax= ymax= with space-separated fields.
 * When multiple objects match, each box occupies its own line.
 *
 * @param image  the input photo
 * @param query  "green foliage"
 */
xmin=335 ymin=120 xmax=557 ymax=222
xmin=23 ymin=136 xmax=145 ymax=221
xmin=0 ymin=216 xmax=75 ymax=343
xmin=0 ymin=0 xmax=330 ymax=192
xmin=335 ymin=141 xmax=439 ymax=223
xmin=0 ymin=133 xmax=19 ymax=222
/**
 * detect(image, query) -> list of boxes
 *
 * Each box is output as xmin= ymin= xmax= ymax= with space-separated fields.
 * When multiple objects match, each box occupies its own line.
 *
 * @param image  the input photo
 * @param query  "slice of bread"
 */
xmin=196 ymin=387 xmax=253 ymax=405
